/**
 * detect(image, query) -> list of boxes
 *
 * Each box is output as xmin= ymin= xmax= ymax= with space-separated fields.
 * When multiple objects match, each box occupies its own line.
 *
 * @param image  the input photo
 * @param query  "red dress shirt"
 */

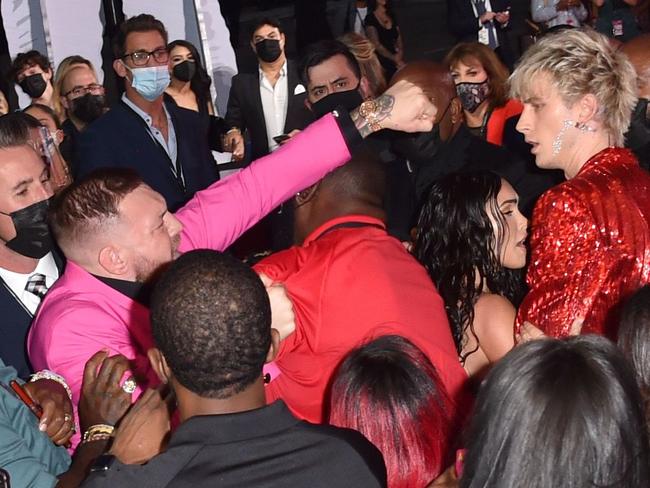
xmin=517 ymin=148 xmax=650 ymax=338
xmin=255 ymin=215 xmax=467 ymax=423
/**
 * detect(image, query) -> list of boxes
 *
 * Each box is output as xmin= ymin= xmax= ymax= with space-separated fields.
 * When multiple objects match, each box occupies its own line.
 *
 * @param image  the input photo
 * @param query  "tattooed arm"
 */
xmin=350 ymin=80 xmax=436 ymax=137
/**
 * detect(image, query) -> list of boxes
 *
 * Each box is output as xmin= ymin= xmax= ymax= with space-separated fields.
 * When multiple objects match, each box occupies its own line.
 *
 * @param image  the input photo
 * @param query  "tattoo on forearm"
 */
xmin=351 ymin=94 xmax=395 ymax=138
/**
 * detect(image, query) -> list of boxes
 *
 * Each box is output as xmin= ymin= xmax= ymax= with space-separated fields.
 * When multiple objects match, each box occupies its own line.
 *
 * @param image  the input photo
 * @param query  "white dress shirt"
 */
xmin=0 ymin=252 xmax=59 ymax=315
xmin=354 ymin=7 xmax=368 ymax=34
xmin=259 ymin=61 xmax=289 ymax=153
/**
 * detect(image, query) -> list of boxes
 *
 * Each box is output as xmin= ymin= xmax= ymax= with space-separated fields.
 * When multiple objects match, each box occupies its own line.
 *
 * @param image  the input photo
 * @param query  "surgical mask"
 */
xmin=123 ymin=64 xmax=170 ymax=101
xmin=172 ymin=60 xmax=196 ymax=82
xmin=311 ymin=87 xmax=364 ymax=119
xmin=255 ymin=39 xmax=283 ymax=63
xmin=0 ymin=199 xmax=53 ymax=259
xmin=626 ymin=98 xmax=650 ymax=152
xmin=19 ymin=73 xmax=48 ymax=99
xmin=456 ymin=79 xmax=490 ymax=113
xmin=70 ymin=94 xmax=106 ymax=124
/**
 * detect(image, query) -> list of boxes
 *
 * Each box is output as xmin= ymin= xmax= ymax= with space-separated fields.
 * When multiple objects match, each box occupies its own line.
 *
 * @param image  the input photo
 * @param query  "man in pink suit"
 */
xmin=28 ymin=80 xmax=437 ymax=448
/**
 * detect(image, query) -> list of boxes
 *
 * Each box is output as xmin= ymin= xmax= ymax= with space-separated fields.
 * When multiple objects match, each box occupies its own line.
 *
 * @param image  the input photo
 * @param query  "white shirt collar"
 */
xmin=0 ymin=252 xmax=59 ymax=314
xmin=259 ymin=60 xmax=288 ymax=82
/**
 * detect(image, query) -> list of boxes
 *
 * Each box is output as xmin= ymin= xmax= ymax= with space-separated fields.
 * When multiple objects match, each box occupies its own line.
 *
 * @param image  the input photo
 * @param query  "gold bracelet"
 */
xmin=83 ymin=424 xmax=115 ymax=444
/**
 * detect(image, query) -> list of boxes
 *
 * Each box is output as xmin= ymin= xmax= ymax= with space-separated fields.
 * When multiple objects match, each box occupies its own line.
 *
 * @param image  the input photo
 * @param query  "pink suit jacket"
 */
xmin=27 ymin=114 xmax=351 ymax=448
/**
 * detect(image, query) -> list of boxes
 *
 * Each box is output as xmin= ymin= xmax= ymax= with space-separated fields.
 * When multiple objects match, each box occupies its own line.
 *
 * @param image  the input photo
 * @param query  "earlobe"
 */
xmin=98 ymin=245 xmax=127 ymax=276
xmin=294 ymin=183 xmax=319 ymax=207
xmin=147 ymin=348 xmax=171 ymax=384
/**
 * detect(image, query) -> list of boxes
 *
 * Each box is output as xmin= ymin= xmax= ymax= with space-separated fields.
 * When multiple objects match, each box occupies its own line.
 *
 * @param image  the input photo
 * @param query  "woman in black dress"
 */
xmin=364 ymin=0 xmax=404 ymax=80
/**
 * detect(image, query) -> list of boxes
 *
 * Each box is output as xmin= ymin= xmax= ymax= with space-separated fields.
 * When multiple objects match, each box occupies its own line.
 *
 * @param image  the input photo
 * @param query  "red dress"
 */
xmin=517 ymin=147 xmax=650 ymax=338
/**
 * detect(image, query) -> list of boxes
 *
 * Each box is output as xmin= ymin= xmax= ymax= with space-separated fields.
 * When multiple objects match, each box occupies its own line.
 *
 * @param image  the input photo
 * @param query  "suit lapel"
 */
xmin=250 ymin=72 xmax=267 ymax=137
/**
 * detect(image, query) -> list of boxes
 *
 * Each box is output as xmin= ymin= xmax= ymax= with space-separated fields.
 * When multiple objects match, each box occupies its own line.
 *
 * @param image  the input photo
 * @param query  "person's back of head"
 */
xmin=0 ymin=111 xmax=40 ymax=148
xmin=150 ymin=249 xmax=272 ymax=400
xmin=293 ymin=147 xmax=386 ymax=244
xmin=461 ymin=335 xmax=650 ymax=488
xmin=618 ymin=284 xmax=650 ymax=424
xmin=338 ymin=32 xmax=386 ymax=96
xmin=329 ymin=335 xmax=453 ymax=488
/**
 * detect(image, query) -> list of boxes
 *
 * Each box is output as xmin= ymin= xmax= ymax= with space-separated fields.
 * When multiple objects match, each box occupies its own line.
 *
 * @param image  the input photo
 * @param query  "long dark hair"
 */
xmin=413 ymin=172 xmax=524 ymax=361
xmin=168 ymin=39 xmax=212 ymax=109
xmin=329 ymin=335 xmax=453 ymax=487
xmin=461 ymin=336 xmax=650 ymax=488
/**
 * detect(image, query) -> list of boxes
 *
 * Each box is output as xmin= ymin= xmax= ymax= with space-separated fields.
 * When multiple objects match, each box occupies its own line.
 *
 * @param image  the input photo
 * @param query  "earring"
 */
xmin=575 ymin=122 xmax=596 ymax=133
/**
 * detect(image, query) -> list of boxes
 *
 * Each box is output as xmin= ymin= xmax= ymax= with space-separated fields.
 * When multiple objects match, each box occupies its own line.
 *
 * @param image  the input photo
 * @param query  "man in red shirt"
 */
xmin=255 ymin=149 xmax=467 ymax=424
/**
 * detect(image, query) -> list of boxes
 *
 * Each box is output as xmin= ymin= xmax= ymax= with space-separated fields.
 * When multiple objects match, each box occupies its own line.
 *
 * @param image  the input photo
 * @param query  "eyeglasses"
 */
xmin=121 ymin=47 xmax=169 ymax=67
xmin=63 ymin=83 xmax=105 ymax=98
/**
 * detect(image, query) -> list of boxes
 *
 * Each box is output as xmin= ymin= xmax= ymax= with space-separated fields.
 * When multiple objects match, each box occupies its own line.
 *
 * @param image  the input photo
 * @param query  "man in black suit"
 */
xmin=447 ymin=0 xmax=514 ymax=69
xmin=0 ymin=114 xmax=63 ymax=378
xmin=82 ymin=250 xmax=386 ymax=487
xmin=224 ymin=18 xmax=313 ymax=163
xmin=74 ymin=14 xmax=219 ymax=212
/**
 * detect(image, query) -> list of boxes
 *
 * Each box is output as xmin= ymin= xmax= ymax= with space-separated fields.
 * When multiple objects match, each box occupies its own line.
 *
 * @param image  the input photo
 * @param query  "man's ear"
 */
xmin=304 ymin=97 xmax=313 ymax=112
xmin=98 ymin=245 xmax=128 ymax=276
xmin=294 ymin=182 xmax=320 ymax=207
xmin=147 ymin=348 xmax=172 ymax=384
xmin=60 ymin=96 xmax=70 ymax=110
xmin=113 ymin=59 xmax=128 ymax=79
xmin=577 ymin=93 xmax=600 ymax=126
xmin=266 ymin=328 xmax=281 ymax=363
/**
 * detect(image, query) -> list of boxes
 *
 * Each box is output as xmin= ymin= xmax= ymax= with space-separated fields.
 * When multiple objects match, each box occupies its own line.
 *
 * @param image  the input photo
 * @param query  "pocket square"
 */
xmin=294 ymin=84 xmax=306 ymax=95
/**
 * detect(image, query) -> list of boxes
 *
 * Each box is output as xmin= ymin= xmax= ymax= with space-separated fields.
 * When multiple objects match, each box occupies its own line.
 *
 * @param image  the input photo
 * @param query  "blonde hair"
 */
xmin=339 ymin=32 xmax=387 ymax=96
xmin=52 ymin=56 xmax=97 ymax=121
xmin=510 ymin=28 xmax=638 ymax=146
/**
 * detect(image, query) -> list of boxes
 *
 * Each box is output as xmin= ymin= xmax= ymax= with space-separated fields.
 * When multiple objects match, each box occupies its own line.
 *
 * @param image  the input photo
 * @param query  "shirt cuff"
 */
xmin=332 ymin=108 xmax=364 ymax=153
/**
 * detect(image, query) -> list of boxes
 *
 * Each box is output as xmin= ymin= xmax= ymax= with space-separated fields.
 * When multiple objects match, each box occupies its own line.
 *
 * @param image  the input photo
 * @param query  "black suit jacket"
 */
xmin=447 ymin=0 xmax=514 ymax=66
xmin=224 ymin=60 xmax=314 ymax=161
xmin=0 ymin=252 xmax=65 ymax=378
xmin=82 ymin=400 xmax=386 ymax=488
xmin=74 ymin=100 xmax=219 ymax=212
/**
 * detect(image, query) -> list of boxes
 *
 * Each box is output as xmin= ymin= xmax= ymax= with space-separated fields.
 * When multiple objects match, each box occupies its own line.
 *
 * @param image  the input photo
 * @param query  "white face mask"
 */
xmin=123 ymin=63 xmax=170 ymax=101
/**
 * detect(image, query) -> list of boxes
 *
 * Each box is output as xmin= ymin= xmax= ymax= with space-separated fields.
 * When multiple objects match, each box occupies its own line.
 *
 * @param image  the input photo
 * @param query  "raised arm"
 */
xmin=177 ymin=81 xmax=436 ymax=252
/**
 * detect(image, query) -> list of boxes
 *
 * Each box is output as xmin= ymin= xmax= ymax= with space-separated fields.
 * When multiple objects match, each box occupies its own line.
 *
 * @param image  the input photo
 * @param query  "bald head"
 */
xmin=622 ymin=34 xmax=650 ymax=98
xmin=391 ymin=61 xmax=457 ymax=109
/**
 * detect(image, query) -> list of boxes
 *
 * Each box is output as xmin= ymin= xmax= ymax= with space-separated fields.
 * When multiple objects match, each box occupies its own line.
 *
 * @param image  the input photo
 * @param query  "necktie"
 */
xmin=474 ymin=0 xmax=498 ymax=50
xmin=25 ymin=273 xmax=48 ymax=299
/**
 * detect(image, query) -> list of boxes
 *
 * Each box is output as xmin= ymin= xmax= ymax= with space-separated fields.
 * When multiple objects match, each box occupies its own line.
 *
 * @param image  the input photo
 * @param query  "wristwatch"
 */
xmin=90 ymin=454 xmax=116 ymax=473
xmin=358 ymin=100 xmax=383 ymax=132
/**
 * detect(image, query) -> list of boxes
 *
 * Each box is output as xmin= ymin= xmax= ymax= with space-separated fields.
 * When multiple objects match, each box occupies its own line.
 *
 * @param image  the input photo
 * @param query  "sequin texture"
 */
xmin=517 ymin=147 xmax=650 ymax=338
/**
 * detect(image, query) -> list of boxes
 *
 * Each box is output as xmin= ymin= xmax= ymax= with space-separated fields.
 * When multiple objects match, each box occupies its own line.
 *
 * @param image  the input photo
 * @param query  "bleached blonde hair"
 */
xmin=510 ymin=28 xmax=637 ymax=146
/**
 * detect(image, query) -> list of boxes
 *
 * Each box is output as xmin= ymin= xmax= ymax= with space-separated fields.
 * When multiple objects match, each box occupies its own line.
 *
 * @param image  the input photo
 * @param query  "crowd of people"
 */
xmin=0 ymin=4 xmax=649 ymax=488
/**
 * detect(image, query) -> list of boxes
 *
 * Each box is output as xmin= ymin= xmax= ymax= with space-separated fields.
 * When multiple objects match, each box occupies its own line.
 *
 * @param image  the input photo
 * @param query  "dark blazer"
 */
xmin=0 ymin=252 xmax=65 ymax=379
xmin=224 ymin=60 xmax=314 ymax=161
xmin=81 ymin=400 xmax=386 ymax=488
xmin=74 ymin=100 xmax=220 ymax=212
xmin=447 ymin=0 xmax=514 ymax=67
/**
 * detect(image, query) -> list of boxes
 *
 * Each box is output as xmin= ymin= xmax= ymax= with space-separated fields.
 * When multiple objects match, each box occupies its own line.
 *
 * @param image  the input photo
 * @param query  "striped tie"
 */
xmin=25 ymin=273 xmax=48 ymax=299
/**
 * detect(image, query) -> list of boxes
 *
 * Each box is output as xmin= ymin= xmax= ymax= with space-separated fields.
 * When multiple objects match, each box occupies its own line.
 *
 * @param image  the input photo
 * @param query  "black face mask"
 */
xmin=255 ymin=39 xmax=283 ymax=63
xmin=19 ymin=73 xmax=48 ymax=99
xmin=172 ymin=60 xmax=196 ymax=82
xmin=310 ymin=87 xmax=364 ymax=119
xmin=0 ymin=199 xmax=53 ymax=259
xmin=626 ymin=98 xmax=650 ymax=152
xmin=70 ymin=93 xmax=107 ymax=125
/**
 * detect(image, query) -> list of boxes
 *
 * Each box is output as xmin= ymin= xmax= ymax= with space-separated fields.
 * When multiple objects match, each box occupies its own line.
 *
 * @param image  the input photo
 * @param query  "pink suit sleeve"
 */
xmin=176 ymin=114 xmax=351 ymax=252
